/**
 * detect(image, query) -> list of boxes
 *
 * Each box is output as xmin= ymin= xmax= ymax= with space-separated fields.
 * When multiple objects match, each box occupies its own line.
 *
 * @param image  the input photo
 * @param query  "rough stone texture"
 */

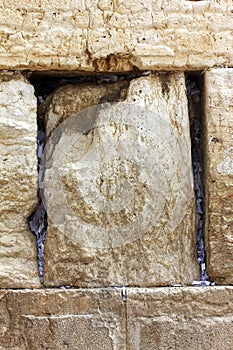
xmin=0 ymin=1 xmax=233 ymax=72
xmin=127 ymin=286 xmax=233 ymax=350
xmin=204 ymin=69 xmax=233 ymax=285
xmin=0 ymin=73 xmax=40 ymax=288
xmin=0 ymin=287 xmax=233 ymax=350
xmin=0 ymin=288 xmax=126 ymax=350
xmin=45 ymin=80 xmax=129 ymax=136
xmin=43 ymin=72 xmax=199 ymax=287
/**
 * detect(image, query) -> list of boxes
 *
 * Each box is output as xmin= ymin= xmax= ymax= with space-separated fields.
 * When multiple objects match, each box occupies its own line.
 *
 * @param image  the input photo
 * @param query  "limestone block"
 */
xmin=127 ymin=286 xmax=233 ymax=350
xmin=45 ymin=80 xmax=129 ymax=136
xmin=0 ymin=287 xmax=233 ymax=350
xmin=0 ymin=0 xmax=232 ymax=71
xmin=204 ymin=69 xmax=233 ymax=284
xmin=0 ymin=73 xmax=40 ymax=287
xmin=43 ymin=72 xmax=199 ymax=287
xmin=0 ymin=289 xmax=126 ymax=350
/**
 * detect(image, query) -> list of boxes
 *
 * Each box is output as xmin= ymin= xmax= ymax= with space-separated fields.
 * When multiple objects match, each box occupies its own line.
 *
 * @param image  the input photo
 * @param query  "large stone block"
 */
xmin=127 ymin=286 xmax=233 ymax=350
xmin=43 ymin=72 xmax=199 ymax=287
xmin=0 ymin=73 xmax=40 ymax=287
xmin=204 ymin=69 xmax=233 ymax=284
xmin=0 ymin=289 xmax=126 ymax=350
xmin=45 ymin=80 xmax=129 ymax=137
xmin=0 ymin=287 xmax=233 ymax=350
xmin=0 ymin=1 xmax=232 ymax=71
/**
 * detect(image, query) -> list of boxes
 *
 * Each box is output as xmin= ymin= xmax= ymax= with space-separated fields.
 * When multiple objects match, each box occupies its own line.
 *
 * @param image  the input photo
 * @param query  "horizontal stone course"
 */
xmin=0 ymin=288 xmax=126 ymax=350
xmin=0 ymin=0 xmax=232 ymax=71
xmin=127 ymin=286 xmax=233 ymax=350
xmin=0 ymin=287 xmax=233 ymax=349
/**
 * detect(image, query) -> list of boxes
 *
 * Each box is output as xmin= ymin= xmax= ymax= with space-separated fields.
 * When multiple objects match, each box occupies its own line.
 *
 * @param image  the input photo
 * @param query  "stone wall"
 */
xmin=204 ymin=69 xmax=233 ymax=285
xmin=0 ymin=0 xmax=232 ymax=349
xmin=43 ymin=72 xmax=199 ymax=288
xmin=0 ymin=73 xmax=40 ymax=288
xmin=0 ymin=287 xmax=233 ymax=350
xmin=0 ymin=0 xmax=233 ymax=71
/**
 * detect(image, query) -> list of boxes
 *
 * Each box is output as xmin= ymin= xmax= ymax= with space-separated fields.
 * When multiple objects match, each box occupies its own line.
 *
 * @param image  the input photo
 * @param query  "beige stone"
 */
xmin=0 ymin=288 xmax=126 ymax=350
xmin=43 ymin=72 xmax=199 ymax=287
xmin=45 ymin=80 xmax=129 ymax=136
xmin=0 ymin=0 xmax=232 ymax=71
xmin=204 ymin=69 xmax=233 ymax=284
xmin=127 ymin=286 xmax=233 ymax=350
xmin=0 ymin=73 xmax=40 ymax=287
xmin=0 ymin=287 xmax=233 ymax=350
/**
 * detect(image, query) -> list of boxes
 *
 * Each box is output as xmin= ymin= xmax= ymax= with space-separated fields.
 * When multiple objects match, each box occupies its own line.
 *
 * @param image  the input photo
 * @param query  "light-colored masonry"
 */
xmin=0 ymin=1 xmax=232 ymax=349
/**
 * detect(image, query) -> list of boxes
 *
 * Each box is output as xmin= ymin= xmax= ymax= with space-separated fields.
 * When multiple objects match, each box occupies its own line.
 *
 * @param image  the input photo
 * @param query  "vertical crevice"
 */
xmin=186 ymin=72 xmax=214 ymax=286
xmin=28 ymin=91 xmax=47 ymax=284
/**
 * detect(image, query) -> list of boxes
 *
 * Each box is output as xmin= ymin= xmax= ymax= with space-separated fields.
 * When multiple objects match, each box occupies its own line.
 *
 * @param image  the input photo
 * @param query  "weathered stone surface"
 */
xmin=0 ymin=1 xmax=232 ymax=71
xmin=43 ymin=72 xmax=199 ymax=287
xmin=0 ymin=288 xmax=126 ymax=350
xmin=0 ymin=287 xmax=233 ymax=350
xmin=0 ymin=73 xmax=40 ymax=287
xmin=45 ymin=80 xmax=129 ymax=136
xmin=127 ymin=286 xmax=233 ymax=350
xmin=204 ymin=69 xmax=233 ymax=284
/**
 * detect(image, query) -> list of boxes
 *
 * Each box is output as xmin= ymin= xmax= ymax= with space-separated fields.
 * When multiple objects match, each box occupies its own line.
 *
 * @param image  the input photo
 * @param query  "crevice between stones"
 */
xmin=186 ymin=72 xmax=215 ymax=286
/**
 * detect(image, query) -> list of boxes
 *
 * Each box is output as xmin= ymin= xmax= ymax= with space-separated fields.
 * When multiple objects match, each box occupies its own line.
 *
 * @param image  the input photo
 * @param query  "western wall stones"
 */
xmin=0 ymin=73 xmax=40 ymax=288
xmin=0 ymin=0 xmax=232 ymax=347
xmin=127 ymin=287 xmax=233 ymax=350
xmin=43 ymin=72 xmax=199 ymax=287
xmin=0 ymin=0 xmax=233 ymax=72
xmin=0 ymin=288 xmax=125 ymax=350
xmin=204 ymin=69 xmax=233 ymax=284
xmin=45 ymin=80 xmax=129 ymax=137
xmin=0 ymin=287 xmax=233 ymax=350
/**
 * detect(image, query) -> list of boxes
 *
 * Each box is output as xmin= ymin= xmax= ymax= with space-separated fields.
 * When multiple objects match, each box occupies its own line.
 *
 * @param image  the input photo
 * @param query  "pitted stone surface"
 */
xmin=45 ymin=80 xmax=129 ymax=136
xmin=204 ymin=68 xmax=233 ymax=284
xmin=0 ymin=73 xmax=40 ymax=288
xmin=0 ymin=289 xmax=126 ymax=350
xmin=43 ymin=73 xmax=199 ymax=287
xmin=0 ymin=287 xmax=233 ymax=350
xmin=127 ymin=287 xmax=233 ymax=350
xmin=0 ymin=1 xmax=233 ymax=71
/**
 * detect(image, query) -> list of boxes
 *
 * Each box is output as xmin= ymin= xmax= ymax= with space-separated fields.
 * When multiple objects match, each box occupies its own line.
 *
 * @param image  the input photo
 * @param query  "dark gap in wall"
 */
xmin=186 ymin=71 xmax=214 ymax=286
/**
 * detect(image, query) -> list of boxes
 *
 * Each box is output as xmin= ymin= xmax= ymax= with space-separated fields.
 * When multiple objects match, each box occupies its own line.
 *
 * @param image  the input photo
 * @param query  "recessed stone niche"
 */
xmin=42 ymin=72 xmax=199 ymax=287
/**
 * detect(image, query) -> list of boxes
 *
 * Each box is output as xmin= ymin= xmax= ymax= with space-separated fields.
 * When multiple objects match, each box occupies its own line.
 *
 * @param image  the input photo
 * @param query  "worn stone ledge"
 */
xmin=0 ymin=287 xmax=233 ymax=349
xmin=0 ymin=0 xmax=233 ymax=72
xmin=0 ymin=288 xmax=126 ymax=350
